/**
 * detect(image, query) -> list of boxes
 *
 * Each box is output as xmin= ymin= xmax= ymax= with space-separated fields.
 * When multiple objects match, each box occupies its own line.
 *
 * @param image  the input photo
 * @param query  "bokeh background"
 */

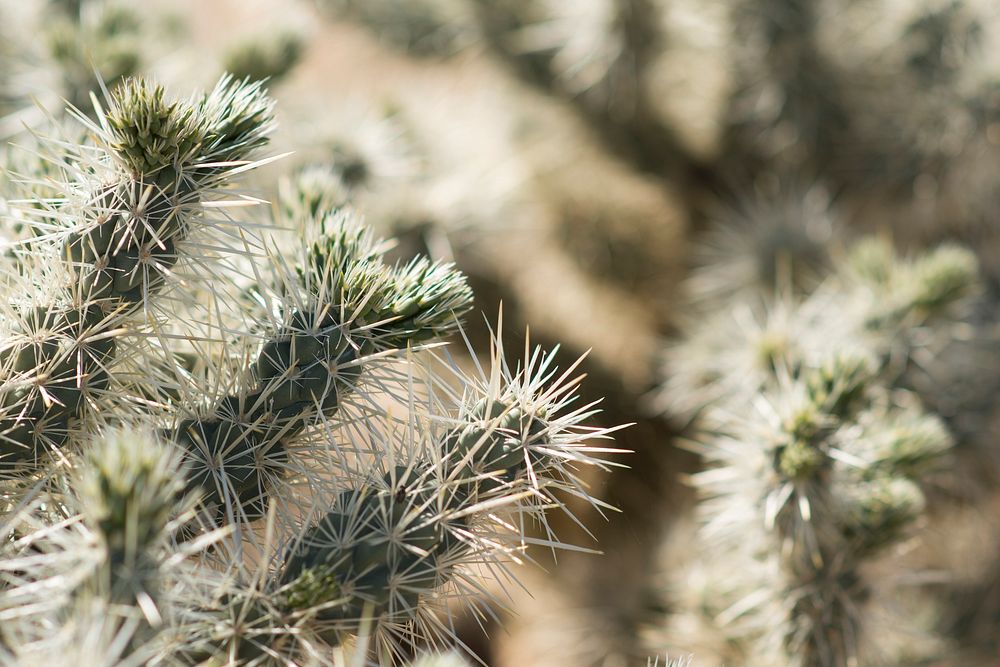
xmin=3 ymin=1 xmax=1000 ymax=665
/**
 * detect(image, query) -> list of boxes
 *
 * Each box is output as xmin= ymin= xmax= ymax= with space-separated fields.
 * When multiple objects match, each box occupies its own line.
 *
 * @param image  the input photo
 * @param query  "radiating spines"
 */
xmin=238 ymin=330 xmax=625 ymax=660
xmin=0 ymin=39 xmax=635 ymax=664
xmin=167 ymin=276 xmax=360 ymax=525
xmin=104 ymin=78 xmax=203 ymax=180
xmin=196 ymin=74 xmax=275 ymax=170
xmin=430 ymin=329 xmax=628 ymax=524
xmin=695 ymin=349 xmax=876 ymax=531
xmin=770 ymin=356 xmax=880 ymax=564
xmin=185 ymin=458 xmax=472 ymax=663
xmin=685 ymin=182 xmax=843 ymax=310
xmin=379 ymin=256 xmax=475 ymax=346
xmin=100 ymin=73 xmax=273 ymax=190
xmin=442 ymin=390 xmax=601 ymax=509
xmin=168 ymin=203 xmax=465 ymax=527
xmin=30 ymin=75 xmax=276 ymax=316
xmin=278 ymin=467 xmax=467 ymax=635
xmin=297 ymin=208 xmax=473 ymax=349
xmin=0 ymin=300 xmax=118 ymax=469
xmin=61 ymin=181 xmax=191 ymax=306
xmin=298 ymin=208 xmax=384 ymax=293
xmin=168 ymin=231 xmax=463 ymax=529
xmin=441 ymin=401 xmax=548 ymax=496
xmin=249 ymin=309 xmax=361 ymax=418
xmin=171 ymin=397 xmax=297 ymax=524
xmin=0 ymin=75 xmax=278 ymax=474
xmin=75 ymin=427 xmax=187 ymax=608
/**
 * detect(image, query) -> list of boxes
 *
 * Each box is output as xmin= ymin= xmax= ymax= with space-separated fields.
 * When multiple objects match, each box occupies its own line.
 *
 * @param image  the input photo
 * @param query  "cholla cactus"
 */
xmin=313 ymin=0 xmax=478 ymax=57
xmin=681 ymin=182 xmax=841 ymax=311
xmin=0 ymin=69 xmax=622 ymax=665
xmin=182 ymin=328 xmax=623 ymax=663
xmin=0 ymin=74 xmax=274 ymax=469
xmin=652 ymin=227 xmax=979 ymax=666
xmin=223 ymin=31 xmax=305 ymax=84
xmin=0 ymin=427 xmax=199 ymax=663
xmin=0 ymin=0 xmax=160 ymax=137
xmin=75 ymin=428 xmax=188 ymax=609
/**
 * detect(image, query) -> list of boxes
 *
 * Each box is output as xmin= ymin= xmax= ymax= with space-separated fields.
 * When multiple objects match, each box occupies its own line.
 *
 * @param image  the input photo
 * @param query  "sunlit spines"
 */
xmin=68 ymin=74 xmax=276 ymax=310
xmin=75 ymin=427 xmax=188 ymax=615
xmin=428 ymin=326 xmax=628 ymax=522
xmin=0 ymin=299 xmax=118 ymax=470
xmin=278 ymin=470 xmax=468 ymax=636
xmin=169 ymin=204 xmax=472 ymax=526
xmin=104 ymin=78 xmax=203 ymax=181
xmin=0 ymin=42 xmax=632 ymax=664
xmin=0 ymin=74 xmax=278 ymax=477
xmin=683 ymin=350 xmax=945 ymax=665
xmin=296 ymin=207 xmax=474 ymax=350
xmin=222 ymin=327 xmax=627 ymax=661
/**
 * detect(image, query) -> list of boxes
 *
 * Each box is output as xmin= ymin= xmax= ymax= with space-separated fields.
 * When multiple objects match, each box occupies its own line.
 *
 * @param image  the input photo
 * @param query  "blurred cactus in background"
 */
xmin=223 ymin=32 xmax=304 ymax=84
xmin=652 ymin=226 xmax=979 ymax=665
xmin=0 ymin=0 xmax=154 ymax=136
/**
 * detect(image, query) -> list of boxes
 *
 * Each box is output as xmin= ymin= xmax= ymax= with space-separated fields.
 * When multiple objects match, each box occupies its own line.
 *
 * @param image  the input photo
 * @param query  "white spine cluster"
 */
xmin=0 ymin=71 xmax=623 ymax=665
